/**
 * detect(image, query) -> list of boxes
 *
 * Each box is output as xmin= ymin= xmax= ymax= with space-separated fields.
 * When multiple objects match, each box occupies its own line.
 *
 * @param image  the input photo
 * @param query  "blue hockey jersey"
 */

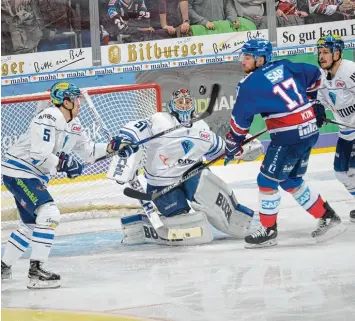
xmin=230 ymin=59 xmax=322 ymax=145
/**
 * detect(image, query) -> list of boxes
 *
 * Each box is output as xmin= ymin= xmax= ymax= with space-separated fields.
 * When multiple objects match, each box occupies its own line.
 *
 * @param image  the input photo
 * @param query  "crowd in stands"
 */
xmin=1 ymin=0 xmax=354 ymax=55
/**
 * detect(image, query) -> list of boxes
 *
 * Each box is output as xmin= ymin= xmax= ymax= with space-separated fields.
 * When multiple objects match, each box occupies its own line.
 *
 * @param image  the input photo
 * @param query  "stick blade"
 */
xmin=123 ymin=187 xmax=152 ymax=201
xmin=198 ymin=83 xmax=221 ymax=119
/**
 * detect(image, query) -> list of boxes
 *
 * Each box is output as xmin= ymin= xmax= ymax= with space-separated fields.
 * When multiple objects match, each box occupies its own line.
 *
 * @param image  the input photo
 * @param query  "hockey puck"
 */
xmin=199 ymin=85 xmax=207 ymax=95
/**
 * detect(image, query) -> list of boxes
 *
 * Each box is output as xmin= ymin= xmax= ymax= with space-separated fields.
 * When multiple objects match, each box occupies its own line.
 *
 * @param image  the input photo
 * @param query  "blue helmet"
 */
xmin=50 ymin=82 xmax=81 ymax=106
xmin=316 ymin=34 xmax=344 ymax=53
xmin=241 ymin=39 xmax=273 ymax=64
xmin=168 ymin=88 xmax=195 ymax=127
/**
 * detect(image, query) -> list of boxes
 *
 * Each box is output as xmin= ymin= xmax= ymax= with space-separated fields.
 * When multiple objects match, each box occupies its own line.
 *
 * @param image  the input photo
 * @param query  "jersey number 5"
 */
xmin=43 ymin=128 xmax=51 ymax=142
xmin=273 ymin=78 xmax=305 ymax=111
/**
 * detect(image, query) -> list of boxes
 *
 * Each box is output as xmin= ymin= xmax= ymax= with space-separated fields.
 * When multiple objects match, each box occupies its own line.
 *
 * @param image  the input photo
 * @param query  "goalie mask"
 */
xmin=168 ymin=88 xmax=195 ymax=127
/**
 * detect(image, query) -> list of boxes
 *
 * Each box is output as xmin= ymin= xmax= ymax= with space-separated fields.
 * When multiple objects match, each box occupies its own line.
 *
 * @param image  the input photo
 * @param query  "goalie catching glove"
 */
xmin=109 ymin=136 xmax=139 ymax=159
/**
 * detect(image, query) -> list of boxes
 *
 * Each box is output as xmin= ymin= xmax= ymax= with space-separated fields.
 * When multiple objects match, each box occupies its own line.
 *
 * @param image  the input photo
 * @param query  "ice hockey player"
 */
xmin=109 ymin=88 xmax=264 ymax=245
xmin=224 ymin=39 xmax=344 ymax=248
xmin=1 ymin=82 xmax=116 ymax=288
xmin=314 ymin=34 xmax=355 ymax=223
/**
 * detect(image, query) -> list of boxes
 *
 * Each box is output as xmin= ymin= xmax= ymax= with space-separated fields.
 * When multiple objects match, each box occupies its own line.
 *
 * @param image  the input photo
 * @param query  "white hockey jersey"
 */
xmin=119 ymin=113 xmax=225 ymax=186
xmin=317 ymin=59 xmax=355 ymax=141
xmin=2 ymin=106 xmax=108 ymax=184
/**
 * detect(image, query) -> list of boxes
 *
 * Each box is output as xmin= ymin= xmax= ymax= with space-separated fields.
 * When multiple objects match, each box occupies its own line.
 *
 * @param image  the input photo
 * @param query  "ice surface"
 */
xmin=2 ymin=153 xmax=355 ymax=321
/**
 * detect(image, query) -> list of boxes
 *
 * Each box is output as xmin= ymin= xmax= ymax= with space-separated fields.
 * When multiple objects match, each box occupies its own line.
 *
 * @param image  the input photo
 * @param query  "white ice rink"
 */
xmin=1 ymin=152 xmax=355 ymax=321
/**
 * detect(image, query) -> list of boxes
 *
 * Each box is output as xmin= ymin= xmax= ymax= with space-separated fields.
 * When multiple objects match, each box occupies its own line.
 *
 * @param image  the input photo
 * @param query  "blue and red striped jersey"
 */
xmin=230 ymin=59 xmax=322 ymax=145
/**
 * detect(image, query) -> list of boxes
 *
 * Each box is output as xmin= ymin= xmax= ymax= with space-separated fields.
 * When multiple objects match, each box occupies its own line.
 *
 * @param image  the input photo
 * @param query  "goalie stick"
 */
xmin=95 ymin=83 xmax=221 ymax=163
xmin=123 ymin=128 xmax=268 ymax=201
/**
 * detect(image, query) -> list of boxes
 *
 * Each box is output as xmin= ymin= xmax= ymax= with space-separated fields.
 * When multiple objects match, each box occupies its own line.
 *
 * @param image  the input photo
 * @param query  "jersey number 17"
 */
xmin=273 ymin=78 xmax=305 ymax=111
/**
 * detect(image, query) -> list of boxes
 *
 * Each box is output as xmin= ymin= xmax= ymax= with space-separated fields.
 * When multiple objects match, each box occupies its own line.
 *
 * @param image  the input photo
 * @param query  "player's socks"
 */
xmin=1 ymin=261 xmax=12 ymax=280
xmin=27 ymin=260 xmax=60 ymax=289
xmin=244 ymin=223 xmax=277 ymax=248
xmin=2 ymin=229 xmax=31 ymax=267
xmin=350 ymin=210 xmax=355 ymax=223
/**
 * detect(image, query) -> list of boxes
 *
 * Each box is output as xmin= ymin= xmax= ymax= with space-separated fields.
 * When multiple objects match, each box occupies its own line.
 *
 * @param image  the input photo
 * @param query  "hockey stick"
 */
xmin=82 ymin=90 xmax=164 ymax=229
xmin=325 ymin=118 xmax=355 ymax=130
xmin=95 ymin=83 xmax=221 ymax=163
xmin=123 ymin=128 xmax=268 ymax=201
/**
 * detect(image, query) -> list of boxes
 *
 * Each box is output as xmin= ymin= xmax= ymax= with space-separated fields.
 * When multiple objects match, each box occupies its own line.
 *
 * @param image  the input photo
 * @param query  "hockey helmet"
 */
xmin=316 ymin=34 xmax=344 ymax=53
xmin=168 ymin=88 xmax=195 ymax=127
xmin=50 ymin=82 xmax=81 ymax=106
xmin=241 ymin=39 xmax=273 ymax=64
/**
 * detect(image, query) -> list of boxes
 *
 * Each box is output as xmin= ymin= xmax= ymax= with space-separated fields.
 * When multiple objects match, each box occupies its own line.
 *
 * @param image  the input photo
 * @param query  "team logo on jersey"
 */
xmin=181 ymin=140 xmax=194 ymax=155
xmin=336 ymin=80 xmax=345 ymax=88
xmin=199 ymin=131 xmax=210 ymax=140
xmin=71 ymin=125 xmax=81 ymax=133
xmin=328 ymin=92 xmax=336 ymax=105
xmin=159 ymin=154 xmax=169 ymax=165
xmin=265 ymin=65 xmax=284 ymax=84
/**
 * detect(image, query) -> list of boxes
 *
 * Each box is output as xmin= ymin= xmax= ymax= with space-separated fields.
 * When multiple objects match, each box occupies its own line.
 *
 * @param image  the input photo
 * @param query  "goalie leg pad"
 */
xmin=121 ymin=212 xmax=213 ymax=246
xmin=193 ymin=170 xmax=253 ymax=238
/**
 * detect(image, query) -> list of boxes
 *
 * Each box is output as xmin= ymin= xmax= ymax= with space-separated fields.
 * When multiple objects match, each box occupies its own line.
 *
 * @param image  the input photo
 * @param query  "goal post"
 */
xmin=1 ymin=83 xmax=162 ymax=222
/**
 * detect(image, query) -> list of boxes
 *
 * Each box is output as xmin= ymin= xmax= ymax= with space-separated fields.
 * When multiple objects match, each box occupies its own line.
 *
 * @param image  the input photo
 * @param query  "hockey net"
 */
xmin=1 ymin=83 xmax=162 ymax=225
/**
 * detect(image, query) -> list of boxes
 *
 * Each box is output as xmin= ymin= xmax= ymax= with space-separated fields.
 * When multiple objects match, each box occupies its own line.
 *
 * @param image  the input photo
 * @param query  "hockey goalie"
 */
xmin=108 ymin=88 xmax=264 ymax=245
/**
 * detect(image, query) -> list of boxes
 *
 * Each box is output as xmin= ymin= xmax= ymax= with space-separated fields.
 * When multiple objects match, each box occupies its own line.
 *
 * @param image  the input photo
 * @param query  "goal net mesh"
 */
xmin=1 ymin=83 xmax=161 ymax=223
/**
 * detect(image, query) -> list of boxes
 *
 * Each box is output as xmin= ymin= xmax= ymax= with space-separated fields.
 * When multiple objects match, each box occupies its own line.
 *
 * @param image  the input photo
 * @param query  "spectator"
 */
xmin=275 ymin=0 xmax=308 ymax=26
xmin=37 ymin=0 xmax=81 ymax=40
xmin=231 ymin=0 xmax=268 ymax=29
xmin=188 ymin=0 xmax=240 ymax=30
xmin=308 ymin=0 xmax=354 ymax=22
xmin=159 ymin=0 xmax=190 ymax=37
xmin=107 ymin=0 xmax=156 ymax=43
xmin=1 ymin=0 xmax=43 ymax=54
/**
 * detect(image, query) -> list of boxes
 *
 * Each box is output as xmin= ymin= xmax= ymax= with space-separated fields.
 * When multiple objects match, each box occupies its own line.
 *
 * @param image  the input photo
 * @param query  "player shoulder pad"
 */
xmin=36 ymin=107 xmax=63 ymax=127
xmin=150 ymin=112 xmax=176 ymax=132
xmin=193 ymin=119 xmax=210 ymax=131
xmin=342 ymin=60 xmax=355 ymax=85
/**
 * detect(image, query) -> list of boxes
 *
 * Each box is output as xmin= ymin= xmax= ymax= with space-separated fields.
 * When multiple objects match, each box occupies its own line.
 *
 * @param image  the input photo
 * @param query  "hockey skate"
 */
xmin=245 ymin=224 xmax=277 ymax=248
xmin=350 ymin=210 xmax=355 ymax=223
xmin=27 ymin=260 xmax=60 ymax=289
xmin=1 ymin=261 xmax=12 ymax=280
xmin=311 ymin=202 xmax=346 ymax=242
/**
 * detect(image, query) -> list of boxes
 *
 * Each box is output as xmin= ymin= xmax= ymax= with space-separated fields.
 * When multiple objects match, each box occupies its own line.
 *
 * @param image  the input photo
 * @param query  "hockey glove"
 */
xmin=312 ymin=101 xmax=326 ymax=128
xmin=224 ymin=132 xmax=244 ymax=166
xmin=57 ymin=153 xmax=83 ymax=179
xmin=110 ymin=136 xmax=139 ymax=159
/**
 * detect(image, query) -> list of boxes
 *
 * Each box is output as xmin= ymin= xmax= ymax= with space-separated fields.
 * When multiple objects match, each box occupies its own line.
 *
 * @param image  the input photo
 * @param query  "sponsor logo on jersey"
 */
xmin=38 ymin=114 xmax=56 ymax=122
xmin=328 ymin=92 xmax=336 ymax=105
xmin=199 ymin=131 xmax=210 ymax=140
xmin=71 ymin=124 xmax=81 ymax=132
xmin=301 ymin=159 xmax=308 ymax=167
xmin=265 ymin=65 xmax=284 ymax=84
xmin=215 ymin=192 xmax=232 ymax=223
xmin=336 ymin=80 xmax=345 ymax=88
xmin=301 ymin=109 xmax=314 ymax=121
xmin=159 ymin=154 xmax=169 ymax=165
xmin=36 ymin=185 xmax=46 ymax=191
xmin=177 ymin=158 xmax=195 ymax=166
xmin=338 ymin=104 xmax=355 ymax=118
xmin=350 ymin=72 xmax=355 ymax=83
xmin=298 ymin=122 xmax=318 ymax=139
xmin=20 ymin=199 xmax=27 ymax=208
xmin=181 ymin=140 xmax=194 ymax=155
xmin=261 ymin=199 xmax=280 ymax=210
